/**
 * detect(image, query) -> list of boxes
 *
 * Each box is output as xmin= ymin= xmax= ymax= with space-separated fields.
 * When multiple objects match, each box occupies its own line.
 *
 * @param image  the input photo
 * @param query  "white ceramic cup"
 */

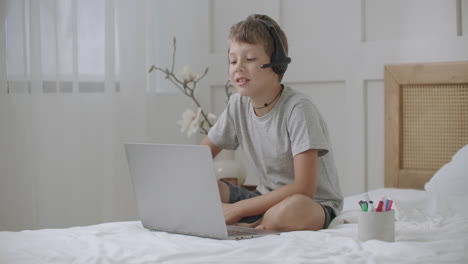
xmin=358 ymin=210 xmax=395 ymax=242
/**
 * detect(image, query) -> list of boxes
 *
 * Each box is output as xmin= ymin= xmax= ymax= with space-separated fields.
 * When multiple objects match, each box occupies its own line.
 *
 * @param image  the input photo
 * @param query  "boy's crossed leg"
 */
xmin=218 ymin=181 xmax=327 ymax=232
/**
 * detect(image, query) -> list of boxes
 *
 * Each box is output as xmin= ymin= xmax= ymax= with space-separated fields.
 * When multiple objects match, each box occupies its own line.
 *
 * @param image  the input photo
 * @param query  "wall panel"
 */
xmin=281 ymin=0 xmax=346 ymax=82
xmin=364 ymin=80 xmax=385 ymax=191
xmin=152 ymin=0 xmax=210 ymax=92
xmin=463 ymin=0 xmax=468 ymax=36
xmin=210 ymin=0 xmax=280 ymax=54
xmin=365 ymin=0 xmax=457 ymax=42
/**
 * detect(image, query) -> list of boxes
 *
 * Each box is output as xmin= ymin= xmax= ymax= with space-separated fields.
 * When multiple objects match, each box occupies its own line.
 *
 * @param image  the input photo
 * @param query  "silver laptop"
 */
xmin=124 ymin=143 xmax=279 ymax=240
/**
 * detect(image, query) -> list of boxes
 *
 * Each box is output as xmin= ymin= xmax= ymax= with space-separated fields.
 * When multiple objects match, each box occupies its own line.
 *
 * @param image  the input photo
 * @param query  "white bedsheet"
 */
xmin=1 ymin=188 xmax=467 ymax=264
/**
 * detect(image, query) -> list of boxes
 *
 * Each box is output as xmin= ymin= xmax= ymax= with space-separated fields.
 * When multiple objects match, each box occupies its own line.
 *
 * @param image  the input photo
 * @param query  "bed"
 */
xmin=1 ymin=62 xmax=468 ymax=263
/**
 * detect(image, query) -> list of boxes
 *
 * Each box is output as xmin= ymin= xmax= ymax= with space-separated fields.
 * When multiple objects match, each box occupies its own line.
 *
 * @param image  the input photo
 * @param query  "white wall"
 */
xmin=1 ymin=0 xmax=467 ymax=231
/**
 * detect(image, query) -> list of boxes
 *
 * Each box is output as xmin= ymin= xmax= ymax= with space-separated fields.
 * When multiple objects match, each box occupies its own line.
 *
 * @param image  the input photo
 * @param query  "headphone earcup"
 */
xmin=271 ymin=51 xmax=290 ymax=75
xmin=273 ymin=64 xmax=288 ymax=75
xmin=258 ymin=19 xmax=291 ymax=76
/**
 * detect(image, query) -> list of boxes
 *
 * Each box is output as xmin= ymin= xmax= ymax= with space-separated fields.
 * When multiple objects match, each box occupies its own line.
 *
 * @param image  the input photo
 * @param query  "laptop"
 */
xmin=124 ymin=143 xmax=279 ymax=240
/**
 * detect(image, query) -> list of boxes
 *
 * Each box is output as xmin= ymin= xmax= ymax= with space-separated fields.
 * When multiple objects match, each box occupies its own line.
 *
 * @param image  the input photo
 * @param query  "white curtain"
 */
xmin=0 ymin=0 xmax=158 ymax=231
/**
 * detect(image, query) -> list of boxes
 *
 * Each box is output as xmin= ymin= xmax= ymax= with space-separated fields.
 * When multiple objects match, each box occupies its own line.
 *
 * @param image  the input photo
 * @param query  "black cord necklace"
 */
xmin=252 ymin=86 xmax=284 ymax=110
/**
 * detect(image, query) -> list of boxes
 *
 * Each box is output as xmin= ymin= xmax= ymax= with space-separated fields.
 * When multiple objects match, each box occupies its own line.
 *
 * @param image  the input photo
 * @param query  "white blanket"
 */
xmin=1 ymin=188 xmax=467 ymax=264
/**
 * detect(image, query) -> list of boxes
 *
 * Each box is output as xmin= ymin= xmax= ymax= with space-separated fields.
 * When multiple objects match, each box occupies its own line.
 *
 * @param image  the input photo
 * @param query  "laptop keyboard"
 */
xmin=227 ymin=225 xmax=271 ymax=236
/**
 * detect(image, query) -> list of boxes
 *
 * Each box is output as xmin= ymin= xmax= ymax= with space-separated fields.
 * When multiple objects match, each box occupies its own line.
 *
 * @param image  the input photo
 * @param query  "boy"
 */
xmin=201 ymin=14 xmax=343 ymax=231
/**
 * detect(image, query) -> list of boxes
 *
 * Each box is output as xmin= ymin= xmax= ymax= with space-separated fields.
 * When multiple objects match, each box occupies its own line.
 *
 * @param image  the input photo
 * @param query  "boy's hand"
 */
xmin=222 ymin=203 xmax=244 ymax=225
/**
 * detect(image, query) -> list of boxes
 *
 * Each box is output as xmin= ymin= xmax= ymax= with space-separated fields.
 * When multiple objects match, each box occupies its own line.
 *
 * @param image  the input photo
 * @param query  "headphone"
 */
xmin=257 ymin=19 xmax=292 ymax=75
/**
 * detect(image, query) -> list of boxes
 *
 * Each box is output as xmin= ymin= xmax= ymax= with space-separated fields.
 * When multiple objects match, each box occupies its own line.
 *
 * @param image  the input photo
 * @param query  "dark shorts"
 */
xmin=223 ymin=180 xmax=336 ymax=229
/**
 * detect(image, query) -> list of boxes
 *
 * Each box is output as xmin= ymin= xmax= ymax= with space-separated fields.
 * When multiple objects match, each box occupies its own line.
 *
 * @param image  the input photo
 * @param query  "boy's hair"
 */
xmin=229 ymin=14 xmax=288 ymax=69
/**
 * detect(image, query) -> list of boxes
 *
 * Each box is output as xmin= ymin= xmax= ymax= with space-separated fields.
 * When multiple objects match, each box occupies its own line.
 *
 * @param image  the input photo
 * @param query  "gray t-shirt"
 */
xmin=208 ymin=86 xmax=343 ymax=215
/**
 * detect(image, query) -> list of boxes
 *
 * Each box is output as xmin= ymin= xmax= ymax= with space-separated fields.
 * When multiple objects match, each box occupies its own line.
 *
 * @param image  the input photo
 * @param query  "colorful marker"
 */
xmin=363 ymin=201 xmax=368 ymax=212
xmin=376 ymin=197 xmax=385 ymax=212
xmin=387 ymin=199 xmax=393 ymax=211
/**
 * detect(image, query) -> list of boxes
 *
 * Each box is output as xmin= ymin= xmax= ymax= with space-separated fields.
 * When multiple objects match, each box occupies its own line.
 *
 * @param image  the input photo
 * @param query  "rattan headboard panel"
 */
xmin=402 ymin=84 xmax=468 ymax=171
xmin=384 ymin=62 xmax=468 ymax=189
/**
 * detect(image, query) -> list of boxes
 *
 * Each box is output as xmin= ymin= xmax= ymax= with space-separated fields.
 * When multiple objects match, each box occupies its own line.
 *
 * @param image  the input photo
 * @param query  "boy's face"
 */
xmin=228 ymin=41 xmax=279 ymax=97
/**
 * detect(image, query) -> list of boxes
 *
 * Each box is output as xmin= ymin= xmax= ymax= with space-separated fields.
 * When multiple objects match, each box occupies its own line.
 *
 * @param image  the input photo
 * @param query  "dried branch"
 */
xmin=148 ymin=38 xmax=231 ymax=135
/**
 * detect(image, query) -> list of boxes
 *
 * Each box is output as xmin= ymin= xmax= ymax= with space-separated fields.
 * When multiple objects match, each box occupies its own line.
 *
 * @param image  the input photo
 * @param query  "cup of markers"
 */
xmin=358 ymin=195 xmax=395 ymax=242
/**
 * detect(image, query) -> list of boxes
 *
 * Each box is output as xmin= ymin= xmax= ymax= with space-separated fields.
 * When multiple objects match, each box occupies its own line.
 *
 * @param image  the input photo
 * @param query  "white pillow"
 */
xmin=424 ymin=144 xmax=468 ymax=197
xmin=424 ymin=145 xmax=468 ymax=216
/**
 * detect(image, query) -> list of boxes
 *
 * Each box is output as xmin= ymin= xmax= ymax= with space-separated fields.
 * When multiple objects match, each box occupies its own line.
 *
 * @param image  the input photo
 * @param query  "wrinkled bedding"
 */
xmin=1 ymin=188 xmax=467 ymax=264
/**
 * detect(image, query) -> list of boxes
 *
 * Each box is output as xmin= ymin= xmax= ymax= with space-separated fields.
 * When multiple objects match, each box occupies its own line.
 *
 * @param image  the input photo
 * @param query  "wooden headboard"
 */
xmin=384 ymin=61 xmax=468 ymax=190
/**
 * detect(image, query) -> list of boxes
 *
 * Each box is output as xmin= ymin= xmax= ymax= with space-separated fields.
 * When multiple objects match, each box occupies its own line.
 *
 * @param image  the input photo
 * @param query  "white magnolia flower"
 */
xmin=207 ymin=113 xmax=217 ymax=124
xmin=177 ymin=108 xmax=196 ymax=134
xmin=187 ymin=108 xmax=202 ymax=137
xmin=177 ymin=108 xmax=215 ymax=137
xmin=180 ymin=64 xmax=198 ymax=82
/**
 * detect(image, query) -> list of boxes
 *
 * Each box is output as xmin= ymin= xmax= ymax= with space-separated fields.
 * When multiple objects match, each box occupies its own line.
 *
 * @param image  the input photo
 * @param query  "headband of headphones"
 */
xmin=257 ymin=19 xmax=291 ymax=75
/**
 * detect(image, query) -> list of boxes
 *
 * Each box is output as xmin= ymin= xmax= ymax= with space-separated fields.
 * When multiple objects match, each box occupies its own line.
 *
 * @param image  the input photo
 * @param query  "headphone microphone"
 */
xmin=260 ymin=57 xmax=292 ymax=69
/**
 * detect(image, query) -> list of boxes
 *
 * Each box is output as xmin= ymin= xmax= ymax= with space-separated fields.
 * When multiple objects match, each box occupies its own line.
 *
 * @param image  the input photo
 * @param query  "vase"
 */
xmin=213 ymin=150 xmax=246 ymax=186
